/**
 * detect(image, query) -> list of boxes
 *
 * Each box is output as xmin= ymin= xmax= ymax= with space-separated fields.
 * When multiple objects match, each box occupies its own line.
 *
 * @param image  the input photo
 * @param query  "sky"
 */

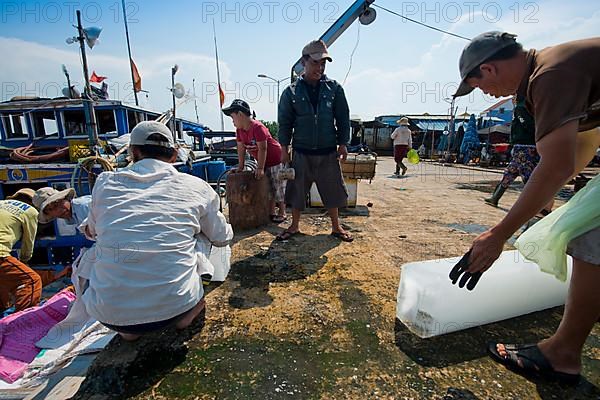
xmin=1 ymin=0 xmax=599 ymax=131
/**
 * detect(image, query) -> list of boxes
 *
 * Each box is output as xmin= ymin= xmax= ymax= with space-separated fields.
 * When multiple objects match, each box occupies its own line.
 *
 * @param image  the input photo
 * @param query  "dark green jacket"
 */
xmin=277 ymin=76 xmax=350 ymax=151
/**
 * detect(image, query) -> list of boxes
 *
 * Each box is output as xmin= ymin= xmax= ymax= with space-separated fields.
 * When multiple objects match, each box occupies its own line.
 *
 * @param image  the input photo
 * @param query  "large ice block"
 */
xmin=396 ymin=250 xmax=572 ymax=338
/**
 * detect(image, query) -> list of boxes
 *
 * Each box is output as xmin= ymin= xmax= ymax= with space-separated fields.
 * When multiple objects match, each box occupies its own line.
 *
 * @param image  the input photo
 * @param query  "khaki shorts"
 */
xmin=285 ymin=151 xmax=348 ymax=211
xmin=566 ymin=226 xmax=600 ymax=265
xmin=265 ymin=163 xmax=286 ymax=203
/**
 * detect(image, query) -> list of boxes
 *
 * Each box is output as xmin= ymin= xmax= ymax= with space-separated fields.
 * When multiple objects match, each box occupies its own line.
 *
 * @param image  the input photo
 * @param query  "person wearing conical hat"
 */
xmin=390 ymin=117 xmax=412 ymax=176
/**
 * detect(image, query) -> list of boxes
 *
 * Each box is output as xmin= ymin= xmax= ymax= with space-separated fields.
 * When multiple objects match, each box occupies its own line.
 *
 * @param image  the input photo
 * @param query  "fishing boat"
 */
xmin=0 ymin=96 xmax=228 ymax=273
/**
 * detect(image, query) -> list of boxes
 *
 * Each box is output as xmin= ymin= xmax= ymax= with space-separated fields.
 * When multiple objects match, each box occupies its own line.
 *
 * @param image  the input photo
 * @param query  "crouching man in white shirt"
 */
xmin=82 ymin=121 xmax=233 ymax=341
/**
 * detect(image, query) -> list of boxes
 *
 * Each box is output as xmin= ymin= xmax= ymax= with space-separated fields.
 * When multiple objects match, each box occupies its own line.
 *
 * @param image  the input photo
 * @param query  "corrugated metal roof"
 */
xmin=374 ymin=114 xmax=503 ymax=131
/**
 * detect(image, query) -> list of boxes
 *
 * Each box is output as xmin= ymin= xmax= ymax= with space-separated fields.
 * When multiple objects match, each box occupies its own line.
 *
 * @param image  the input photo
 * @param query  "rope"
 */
xmin=373 ymin=3 xmax=471 ymax=41
xmin=70 ymin=155 xmax=114 ymax=195
xmin=10 ymin=144 xmax=69 ymax=163
xmin=342 ymin=22 xmax=361 ymax=85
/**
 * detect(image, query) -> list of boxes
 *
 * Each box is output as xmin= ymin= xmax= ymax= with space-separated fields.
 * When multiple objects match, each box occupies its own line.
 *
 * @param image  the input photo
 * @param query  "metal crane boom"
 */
xmin=291 ymin=0 xmax=376 ymax=79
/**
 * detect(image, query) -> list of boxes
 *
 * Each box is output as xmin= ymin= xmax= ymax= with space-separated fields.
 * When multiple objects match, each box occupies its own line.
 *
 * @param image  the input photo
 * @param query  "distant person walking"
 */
xmin=390 ymin=117 xmax=412 ymax=176
xmin=484 ymin=95 xmax=554 ymax=215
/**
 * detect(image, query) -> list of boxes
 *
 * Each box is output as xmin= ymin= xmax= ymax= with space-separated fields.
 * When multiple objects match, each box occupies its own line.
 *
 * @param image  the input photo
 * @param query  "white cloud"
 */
xmin=340 ymin=1 xmax=600 ymax=121
xmin=2 ymin=1 xmax=599 ymax=128
xmin=0 ymin=37 xmax=234 ymax=130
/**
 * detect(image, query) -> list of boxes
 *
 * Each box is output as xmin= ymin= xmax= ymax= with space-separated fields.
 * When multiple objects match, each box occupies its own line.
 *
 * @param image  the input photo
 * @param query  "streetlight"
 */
xmin=66 ymin=10 xmax=101 ymax=147
xmin=171 ymin=64 xmax=179 ymax=137
xmin=257 ymin=74 xmax=290 ymax=117
xmin=444 ymin=97 xmax=458 ymax=152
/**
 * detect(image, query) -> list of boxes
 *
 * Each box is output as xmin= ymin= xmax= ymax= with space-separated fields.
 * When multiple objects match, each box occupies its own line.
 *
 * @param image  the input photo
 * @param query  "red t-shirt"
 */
xmin=236 ymin=120 xmax=282 ymax=168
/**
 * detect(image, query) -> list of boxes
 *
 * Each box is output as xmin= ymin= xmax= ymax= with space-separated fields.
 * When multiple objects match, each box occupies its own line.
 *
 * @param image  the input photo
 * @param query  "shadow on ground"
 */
xmin=227 ymin=233 xmax=339 ymax=309
xmin=72 ymin=311 xmax=206 ymax=400
xmin=394 ymin=307 xmax=563 ymax=368
xmin=394 ymin=308 xmax=600 ymax=399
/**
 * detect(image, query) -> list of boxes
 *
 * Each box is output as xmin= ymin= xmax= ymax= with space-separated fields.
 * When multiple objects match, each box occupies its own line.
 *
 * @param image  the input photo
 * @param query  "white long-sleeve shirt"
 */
xmin=391 ymin=126 xmax=413 ymax=147
xmin=82 ymin=158 xmax=233 ymax=326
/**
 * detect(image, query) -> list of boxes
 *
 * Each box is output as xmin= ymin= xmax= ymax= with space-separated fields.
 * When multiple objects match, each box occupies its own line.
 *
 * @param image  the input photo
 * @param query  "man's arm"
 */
xmin=200 ymin=191 xmax=234 ymax=247
xmin=390 ymin=128 xmax=398 ymax=140
xmin=236 ymin=141 xmax=246 ymax=172
xmin=255 ymin=141 xmax=267 ymax=179
xmin=19 ymin=208 xmax=38 ymax=262
xmin=467 ymin=121 xmax=578 ymax=273
xmin=333 ymin=85 xmax=350 ymax=146
xmin=277 ymin=88 xmax=295 ymax=148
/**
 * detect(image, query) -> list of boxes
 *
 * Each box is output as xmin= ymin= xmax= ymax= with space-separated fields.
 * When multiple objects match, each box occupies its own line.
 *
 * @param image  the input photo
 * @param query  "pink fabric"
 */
xmin=0 ymin=289 xmax=75 ymax=383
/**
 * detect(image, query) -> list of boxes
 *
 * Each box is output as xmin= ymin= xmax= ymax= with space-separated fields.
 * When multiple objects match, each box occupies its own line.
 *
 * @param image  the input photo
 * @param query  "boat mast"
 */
xmin=76 ymin=10 xmax=99 ymax=147
xmin=213 ymin=19 xmax=225 ymax=131
xmin=121 ymin=0 xmax=139 ymax=106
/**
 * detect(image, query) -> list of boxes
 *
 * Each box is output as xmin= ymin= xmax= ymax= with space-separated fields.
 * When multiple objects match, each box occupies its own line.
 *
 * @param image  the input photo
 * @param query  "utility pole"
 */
xmin=171 ymin=64 xmax=178 ymax=138
xmin=76 ymin=10 xmax=99 ymax=147
xmin=193 ymin=78 xmax=200 ymax=123
xmin=121 ymin=0 xmax=139 ymax=106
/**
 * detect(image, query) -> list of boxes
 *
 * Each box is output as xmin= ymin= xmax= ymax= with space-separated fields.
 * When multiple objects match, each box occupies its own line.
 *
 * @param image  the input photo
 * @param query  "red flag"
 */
xmin=90 ymin=71 xmax=107 ymax=83
xmin=218 ymin=84 xmax=225 ymax=107
xmin=130 ymin=59 xmax=142 ymax=93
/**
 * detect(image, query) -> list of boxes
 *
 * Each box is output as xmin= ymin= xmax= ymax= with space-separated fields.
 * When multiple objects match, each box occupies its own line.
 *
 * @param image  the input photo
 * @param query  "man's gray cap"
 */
xmin=454 ymin=31 xmax=518 ymax=98
xmin=130 ymin=121 xmax=174 ymax=148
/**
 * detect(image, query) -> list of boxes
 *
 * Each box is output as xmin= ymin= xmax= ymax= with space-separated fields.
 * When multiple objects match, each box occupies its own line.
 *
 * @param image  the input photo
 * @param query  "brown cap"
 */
xmin=454 ymin=31 xmax=518 ymax=97
xmin=7 ymin=188 xmax=35 ymax=201
xmin=302 ymin=40 xmax=332 ymax=62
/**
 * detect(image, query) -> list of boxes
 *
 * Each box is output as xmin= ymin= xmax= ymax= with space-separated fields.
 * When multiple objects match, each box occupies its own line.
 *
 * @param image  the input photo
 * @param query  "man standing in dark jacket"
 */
xmin=276 ymin=39 xmax=353 ymax=242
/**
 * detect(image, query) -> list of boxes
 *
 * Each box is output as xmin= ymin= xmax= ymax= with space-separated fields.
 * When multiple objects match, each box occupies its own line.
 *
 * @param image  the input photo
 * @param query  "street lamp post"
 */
xmin=66 ymin=10 xmax=101 ymax=147
xmin=444 ymin=97 xmax=458 ymax=152
xmin=258 ymin=74 xmax=290 ymax=118
xmin=171 ymin=64 xmax=178 ymax=138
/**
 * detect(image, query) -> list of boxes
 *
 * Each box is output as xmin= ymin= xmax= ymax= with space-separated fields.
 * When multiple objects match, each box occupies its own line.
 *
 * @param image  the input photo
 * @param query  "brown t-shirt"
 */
xmin=517 ymin=38 xmax=600 ymax=141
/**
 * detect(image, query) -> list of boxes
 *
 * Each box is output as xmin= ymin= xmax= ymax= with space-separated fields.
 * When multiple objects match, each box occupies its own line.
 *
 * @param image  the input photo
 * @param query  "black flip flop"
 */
xmin=487 ymin=342 xmax=580 ymax=385
xmin=276 ymin=229 xmax=300 ymax=241
xmin=331 ymin=231 xmax=354 ymax=242
xmin=270 ymin=214 xmax=286 ymax=223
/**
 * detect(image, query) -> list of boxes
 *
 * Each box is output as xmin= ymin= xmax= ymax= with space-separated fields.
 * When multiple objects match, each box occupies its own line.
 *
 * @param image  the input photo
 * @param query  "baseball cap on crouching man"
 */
xmin=129 ymin=121 xmax=175 ymax=148
xmin=454 ymin=31 xmax=518 ymax=98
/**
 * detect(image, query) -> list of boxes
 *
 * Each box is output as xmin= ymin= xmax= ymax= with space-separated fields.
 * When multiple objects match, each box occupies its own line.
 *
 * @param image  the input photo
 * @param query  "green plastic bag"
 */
xmin=407 ymin=149 xmax=420 ymax=164
xmin=514 ymin=174 xmax=600 ymax=281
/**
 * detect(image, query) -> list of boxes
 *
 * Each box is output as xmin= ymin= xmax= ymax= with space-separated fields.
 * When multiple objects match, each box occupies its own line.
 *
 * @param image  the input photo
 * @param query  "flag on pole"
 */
xmin=218 ymin=84 xmax=225 ymax=107
xmin=130 ymin=58 xmax=142 ymax=92
xmin=90 ymin=71 xmax=107 ymax=83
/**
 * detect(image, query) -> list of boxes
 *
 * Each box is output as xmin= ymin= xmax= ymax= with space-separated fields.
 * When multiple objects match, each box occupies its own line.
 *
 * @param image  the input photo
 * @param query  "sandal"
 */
xmin=270 ymin=214 xmax=286 ymax=223
xmin=276 ymin=229 xmax=300 ymax=241
xmin=331 ymin=231 xmax=354 ymax=242
xmin=487 ymin=342 xmax=580 ymax=385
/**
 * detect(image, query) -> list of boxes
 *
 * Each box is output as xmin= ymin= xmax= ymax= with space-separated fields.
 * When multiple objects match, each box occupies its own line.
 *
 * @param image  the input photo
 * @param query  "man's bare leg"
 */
xmin=497 ymin=257 xmax=600 ymax=374
xmin=277 ymin=201 xmax=287 ymax=218
xmin=176 ymin=298 xmax=206 ymax=330
xmin=329 ymin=208 xmax=351 ymax=235
xmin=119 ymin=333 xmax=141 ymax=341
xmin=285 ymin=208 xmax=301 ymax=233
